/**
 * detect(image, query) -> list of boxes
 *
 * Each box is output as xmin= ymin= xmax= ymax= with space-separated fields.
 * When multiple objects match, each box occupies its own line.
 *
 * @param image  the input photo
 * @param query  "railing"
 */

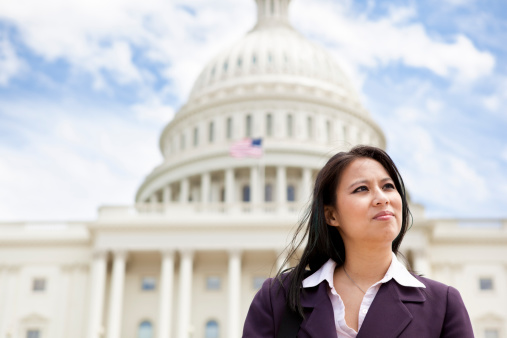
xmin=98 ymin=202 xmax=306 ymax=217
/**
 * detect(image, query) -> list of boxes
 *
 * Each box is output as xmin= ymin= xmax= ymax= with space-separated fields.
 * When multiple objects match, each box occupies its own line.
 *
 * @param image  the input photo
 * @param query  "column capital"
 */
xmin=228 ymin=249 xmax=243 ymax=257
xmin=112 ymin=250 xmax=128 ymax=260
xmin=160 ymin=250 xmax=175 ymax=259
xmin=92 ymin=250 xmax=108 ymax=260
xmin=179 ymin=249 xmax=194 ymax=259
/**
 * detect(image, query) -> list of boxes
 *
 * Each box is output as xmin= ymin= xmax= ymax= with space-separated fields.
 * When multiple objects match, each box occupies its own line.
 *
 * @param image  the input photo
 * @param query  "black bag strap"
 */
xmin=276 ymin=302 xmax=303 ymax=338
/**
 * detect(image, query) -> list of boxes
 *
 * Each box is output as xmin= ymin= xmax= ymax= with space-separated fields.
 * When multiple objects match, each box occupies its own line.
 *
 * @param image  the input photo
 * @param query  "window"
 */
xmin=220 ymin=188 xmax=225 ymax=202
xmin=209 ymin=122 xmax=214 ymax=143
xmin=226 ymin=117 xmax=232 ymax=139
xmin=193 ymin=127 xmax=199 ymax=147
xmin=223 ymin=61 xmax=228 ymax=72
xmin=242 ymin=185 xmax=250 ymax=202
xmin=266 ymin=114 xmax=273 ymax=137
xmin=252 ymin=54 xmax=257 ymax=65
xmin=307 ymin=117 xmax=313 ymax=140
xmin=141 ymin=277 xmax=156 ymax=291
xmin=326 ymin=120 xmax=331 ymax=142
xmin=245 ymin=115 xmax=252 ymax=138
xmin=27 ymin=330 xmax=40 ymax=338
xmin=253 ymin=277 xmax=266 ymax=290
xmin=265 ymin=184 xmax=273 ymax=202
xmin=180 ymin=134 xmax=186 ymax=150
xmin=211 ymin=66 xmax=216 ymax=77
xmin=205 ymin=320 xmax=219 ymax=338
xmin=479 ymin=277 xmax=494 ymax=291
xmin=138 ymin=321 xmax=153 ymax=338
xmin=33 ymin=278 xmax=46 ymax=292
xmin=268 ymin=53 xmax=273 ymax=64
xmin=237 ymin=57 xmax=242 ymax=67
xmin=485 ymin=329 xmax=499 ymax=338
xmin=287 ymin=185 xmax=295 ymax=202
xmin=206 ymin=276 xmax=221 ymax=290
xmin=287 ymin=114 xmax=293 ymax=138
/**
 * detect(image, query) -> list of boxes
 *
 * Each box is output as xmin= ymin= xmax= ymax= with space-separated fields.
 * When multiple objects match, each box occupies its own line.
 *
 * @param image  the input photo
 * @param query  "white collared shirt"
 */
xmin=302 ymin=252 xmax=425 ymax=338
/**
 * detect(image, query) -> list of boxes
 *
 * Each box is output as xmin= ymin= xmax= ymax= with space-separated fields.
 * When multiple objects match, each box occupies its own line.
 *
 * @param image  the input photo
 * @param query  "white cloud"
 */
xmin=0 ymin=34 xmax=25 ymax=85
xmin=0 ymin=100 xmax=162 ymax=221
xmin=132 ymin=97 xmax=175 ymax=124
xmin=291 ymin=0 xmax=495 ymax=85
xmin=0 ymin=0 xmax=254 ymax=98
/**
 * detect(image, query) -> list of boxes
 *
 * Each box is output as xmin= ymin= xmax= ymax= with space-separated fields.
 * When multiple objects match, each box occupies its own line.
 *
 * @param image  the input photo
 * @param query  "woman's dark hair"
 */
xmin=277 ymin=145 xmax=411 ymax=318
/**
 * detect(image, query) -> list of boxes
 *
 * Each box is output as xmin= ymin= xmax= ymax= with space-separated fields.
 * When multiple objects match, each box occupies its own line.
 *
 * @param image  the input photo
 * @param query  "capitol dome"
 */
xmin=136 ymin=0 xmax=386 ymax=206
xmin=188 ymin=1 xmax=362 ymax=109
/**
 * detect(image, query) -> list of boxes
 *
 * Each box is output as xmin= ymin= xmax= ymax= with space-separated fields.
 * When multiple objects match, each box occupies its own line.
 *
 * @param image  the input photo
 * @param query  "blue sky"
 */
xmin=0 ymin=0 xmax=506 ymax=221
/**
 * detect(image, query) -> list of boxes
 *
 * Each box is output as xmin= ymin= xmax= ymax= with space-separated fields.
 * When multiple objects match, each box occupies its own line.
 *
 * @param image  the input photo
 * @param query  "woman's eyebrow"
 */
xmin=348 ymin=177 xmax=392 ymax=189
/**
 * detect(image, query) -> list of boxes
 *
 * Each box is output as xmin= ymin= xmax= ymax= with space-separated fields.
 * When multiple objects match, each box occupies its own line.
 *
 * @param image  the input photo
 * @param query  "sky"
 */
xmin=0 ymin=0 xmax=506 ymax=222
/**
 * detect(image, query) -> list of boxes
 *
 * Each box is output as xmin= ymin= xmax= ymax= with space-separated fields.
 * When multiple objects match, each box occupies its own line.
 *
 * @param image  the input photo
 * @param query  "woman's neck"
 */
xmin=341 ymin=245 xmax=393 ymax=284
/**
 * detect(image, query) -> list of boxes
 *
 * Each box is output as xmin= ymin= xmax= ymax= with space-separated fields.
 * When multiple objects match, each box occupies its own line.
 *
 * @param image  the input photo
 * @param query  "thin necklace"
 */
xmin=343 ymin=266 xmax=366 ymax=294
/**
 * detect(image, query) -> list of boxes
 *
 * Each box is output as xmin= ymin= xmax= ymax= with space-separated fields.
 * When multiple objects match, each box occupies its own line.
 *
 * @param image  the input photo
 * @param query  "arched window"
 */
xmin=242 ymin=185 xmax=250 ymax=202
xmin=287 ymin=185 xmax=295 ymax=202
xmin=209 ymin=122 xmax=214 ymax=143
xmin=325 ymin=120 xmax=331 ymax=143
xmin=205 ymin=320 xmax=219 ymax=338
xmin=193 ymin=127 xmax=199 ymax=147
xmin=246 ymin=115 xmax=252 ymax=137
xmin=266 ymin=114 xmax=273 ymax=137
xmin=138 ymin=321 xmax=153 ymax=338
xmin=265 ymin=184 xmax=273 ymax=202
xmin=287 ymin=114 xmax=293 ymax=138
xmin=307 ymin=116 xmax=313 ymax=140
xmin=226 ymin=117 xmax=233 ymax=140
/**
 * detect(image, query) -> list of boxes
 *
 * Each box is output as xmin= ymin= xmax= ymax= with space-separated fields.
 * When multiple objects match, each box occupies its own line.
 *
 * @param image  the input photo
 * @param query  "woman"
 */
xmin=243 ymin=145 xmax=473 ymax=337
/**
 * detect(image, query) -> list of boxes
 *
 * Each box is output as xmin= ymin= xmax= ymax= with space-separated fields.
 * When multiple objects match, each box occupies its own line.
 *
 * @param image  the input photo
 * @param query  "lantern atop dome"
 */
xmin=253 ymin=0 xmax=292 ymax=29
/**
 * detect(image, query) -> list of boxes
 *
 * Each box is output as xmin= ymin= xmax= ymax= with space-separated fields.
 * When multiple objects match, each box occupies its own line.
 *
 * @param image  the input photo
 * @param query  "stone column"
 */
xmin=0 ymin=265 xmax=19 ymax=337
xmin=87 ymin=251 xmax=107 ymax=338
xmin=163 ymin=185 xmax=172 ymax=204
xmin=158 ymin=250 xmax=175 ymax=338
xmin=57 ymin=265 xmax=73 ymax=338
xmin=177 ymin=250 xmax=194 ymax=338
xmin=302 ymin=168 xmax=312 ymax=204
xmin=107 ymin=251 xmax=127 ymax=338
xmin=149 ymin=194 xmax=157 ymax=205
xmin=201 ymin=172 xmax=211 ymax=204
xmin=180 ymin=178 xmax=189 ymax=203
xmin=225 ymin=168 xmax=235 ymax=204
xmin=250 ymin=166 xmax=259 ymax=204
xmin=228 ymin=250 xmax=242 ymax=338
xmin=276 ymin=166 xmax=287 ymax=211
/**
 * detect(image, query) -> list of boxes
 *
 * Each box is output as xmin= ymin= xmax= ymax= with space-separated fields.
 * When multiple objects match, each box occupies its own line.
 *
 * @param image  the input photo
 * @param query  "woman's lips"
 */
xmin=373 ymin=210 xmax=394 ymax=220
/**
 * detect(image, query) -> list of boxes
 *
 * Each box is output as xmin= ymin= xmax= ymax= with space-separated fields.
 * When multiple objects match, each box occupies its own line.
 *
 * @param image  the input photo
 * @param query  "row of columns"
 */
xmin=87 ymin=249 xmax=286 ymax=338
xmin=149 ymin=166 xmax=314 ymax=205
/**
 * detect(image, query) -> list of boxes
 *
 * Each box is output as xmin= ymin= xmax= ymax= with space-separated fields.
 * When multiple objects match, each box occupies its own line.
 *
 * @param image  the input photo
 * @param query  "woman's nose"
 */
xmin=373 ymin=188 xmax=389 ymax=205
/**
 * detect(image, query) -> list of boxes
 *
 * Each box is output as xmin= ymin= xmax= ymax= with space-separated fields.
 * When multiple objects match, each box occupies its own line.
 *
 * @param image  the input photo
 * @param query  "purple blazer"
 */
xmin=243 ymin=273 xmax=474 ymax=337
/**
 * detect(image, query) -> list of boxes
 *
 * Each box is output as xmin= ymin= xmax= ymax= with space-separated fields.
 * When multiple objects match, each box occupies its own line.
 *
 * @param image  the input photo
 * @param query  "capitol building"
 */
xmin=1 ymin=0 xmax=506 ymax=338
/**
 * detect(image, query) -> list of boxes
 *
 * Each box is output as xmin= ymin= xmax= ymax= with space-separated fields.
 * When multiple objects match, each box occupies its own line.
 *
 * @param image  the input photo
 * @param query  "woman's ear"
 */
xmin=324 ymin=205 xmax=339 ymax=227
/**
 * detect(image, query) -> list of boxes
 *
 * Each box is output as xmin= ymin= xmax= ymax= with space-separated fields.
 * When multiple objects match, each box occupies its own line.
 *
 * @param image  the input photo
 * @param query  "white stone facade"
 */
xmin=1 ymin=1 xmax=506 ymax=338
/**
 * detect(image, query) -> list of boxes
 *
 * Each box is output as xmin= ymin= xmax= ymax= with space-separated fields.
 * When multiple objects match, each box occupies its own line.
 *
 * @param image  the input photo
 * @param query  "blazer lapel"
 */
xmin=357 ymin=280 xmax=426 ymax=338
xmin=298 ymin=282 xmax=335 ymax=337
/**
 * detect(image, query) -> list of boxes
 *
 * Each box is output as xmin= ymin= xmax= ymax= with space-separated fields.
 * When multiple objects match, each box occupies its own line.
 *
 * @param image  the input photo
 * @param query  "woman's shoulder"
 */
xmin=410 ymin=274 xmax=467 ymax=307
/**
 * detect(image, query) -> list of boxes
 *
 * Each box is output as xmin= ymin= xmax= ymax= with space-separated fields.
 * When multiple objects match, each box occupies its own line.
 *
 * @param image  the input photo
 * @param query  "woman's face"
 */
xmin=325 ymin=158 xmax=403 ymax=247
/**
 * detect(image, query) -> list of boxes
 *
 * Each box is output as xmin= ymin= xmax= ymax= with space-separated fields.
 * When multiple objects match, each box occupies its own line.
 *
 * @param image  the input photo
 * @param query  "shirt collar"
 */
xmin=302 ymin=252 xmax=425 ymax=289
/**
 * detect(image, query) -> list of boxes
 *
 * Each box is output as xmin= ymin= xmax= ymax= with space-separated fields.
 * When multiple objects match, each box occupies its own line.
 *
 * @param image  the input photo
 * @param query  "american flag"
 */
xmin=229 ymin=138 xmax=263 ymax=158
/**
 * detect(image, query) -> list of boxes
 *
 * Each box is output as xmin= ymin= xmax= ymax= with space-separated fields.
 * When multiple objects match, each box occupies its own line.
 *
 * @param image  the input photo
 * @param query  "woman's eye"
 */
xmin=384 ymin=183 xmax=395 ymax=190
xmin=353 ymin=186 xmax=368 ymax=193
